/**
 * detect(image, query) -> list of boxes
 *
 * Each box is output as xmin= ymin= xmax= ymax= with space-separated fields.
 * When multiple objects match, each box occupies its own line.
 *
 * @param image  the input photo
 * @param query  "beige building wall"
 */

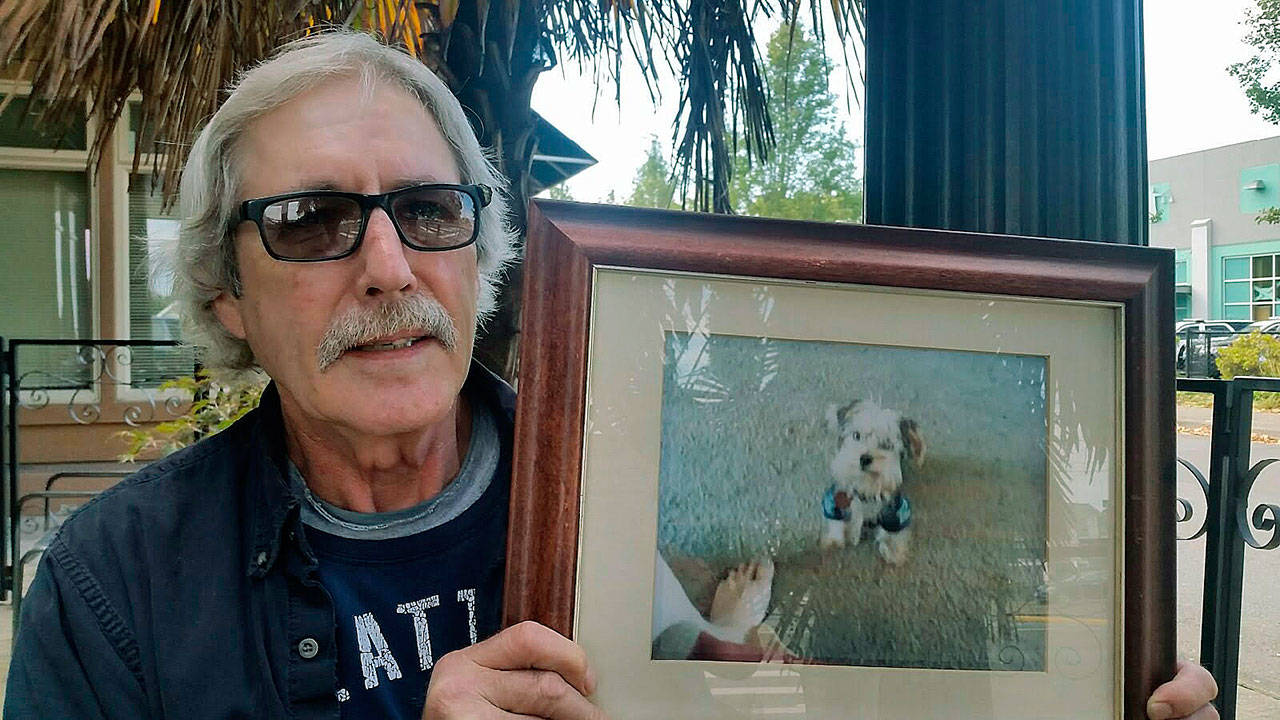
xmin=1149 ymin=136 xmax=1280 ymax=251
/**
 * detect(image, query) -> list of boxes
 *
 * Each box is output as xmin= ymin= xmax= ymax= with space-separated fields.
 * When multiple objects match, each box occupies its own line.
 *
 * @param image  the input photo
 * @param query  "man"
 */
xmin=5 ymin=31 xmax=1217 ymax=720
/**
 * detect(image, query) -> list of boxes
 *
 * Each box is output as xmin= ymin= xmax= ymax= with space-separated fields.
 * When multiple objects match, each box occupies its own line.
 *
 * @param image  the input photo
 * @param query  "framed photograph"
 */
xmin=504 ymin=200 xmax=1175 ymax=719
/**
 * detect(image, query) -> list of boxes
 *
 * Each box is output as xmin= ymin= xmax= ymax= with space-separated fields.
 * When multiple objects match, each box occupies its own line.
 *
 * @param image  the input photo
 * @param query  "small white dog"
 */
xmin=820 ymin=399 xmax=925 ymax=565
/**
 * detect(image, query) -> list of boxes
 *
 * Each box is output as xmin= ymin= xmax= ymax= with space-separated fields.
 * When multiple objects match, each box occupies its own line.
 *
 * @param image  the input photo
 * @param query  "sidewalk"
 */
xmin=1178 ymin=403 xmax=1280 ymax=441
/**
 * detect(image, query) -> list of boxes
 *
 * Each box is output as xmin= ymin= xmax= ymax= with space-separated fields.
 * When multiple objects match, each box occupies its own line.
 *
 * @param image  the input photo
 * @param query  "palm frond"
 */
xmin=0 ymin=0 xmax=435 ymax=205
xmin=544 ymin=0 xmax=864 ymax=213
xmin=0 ymin=0 xmax=865 ymax=216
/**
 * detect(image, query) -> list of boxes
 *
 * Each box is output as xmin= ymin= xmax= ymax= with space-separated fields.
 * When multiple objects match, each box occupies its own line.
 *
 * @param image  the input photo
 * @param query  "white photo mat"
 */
xmin=573 ymin=267 xmax=1124 ymax=720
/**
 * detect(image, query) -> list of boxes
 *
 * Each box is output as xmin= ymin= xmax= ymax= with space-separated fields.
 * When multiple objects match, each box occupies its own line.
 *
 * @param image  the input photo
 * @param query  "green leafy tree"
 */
xmin=1229 ymin=0 xmax=1280 ymax=125
xmin=1216 ymin=331 xmax=1280 ymax=378
xmin=1216 ymin=331 xmax=1280 ymax=406
xmin=728 ymin=22 xmax=862 ymax=222
xmin=1230 ymin=1 xmax=1280 ymax=225
xmin=627 ymin=136 xmax=678 ymax=209
xmin=1255 ymin=206 xmax=1280 ymax=224
xmin=627 ymin=23 xmax=863 ymax=221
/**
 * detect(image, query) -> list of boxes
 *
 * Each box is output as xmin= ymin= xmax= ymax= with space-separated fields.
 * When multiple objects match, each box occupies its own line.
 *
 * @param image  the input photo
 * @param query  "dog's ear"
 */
xmin=899 ymin=417 xmax=926 ymax=469
xmin=826 ymin=400 xmax=860 ymax=433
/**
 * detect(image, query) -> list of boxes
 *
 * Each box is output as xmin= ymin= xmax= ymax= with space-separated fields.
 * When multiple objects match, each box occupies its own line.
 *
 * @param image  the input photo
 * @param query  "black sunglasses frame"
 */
xmin=235 ymin=182 xmax=493 ymax=262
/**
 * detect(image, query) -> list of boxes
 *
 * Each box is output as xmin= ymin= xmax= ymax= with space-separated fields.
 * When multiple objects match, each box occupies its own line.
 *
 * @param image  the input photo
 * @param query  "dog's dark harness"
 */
xmin=822 ymin=484 xmax=912 ymax=532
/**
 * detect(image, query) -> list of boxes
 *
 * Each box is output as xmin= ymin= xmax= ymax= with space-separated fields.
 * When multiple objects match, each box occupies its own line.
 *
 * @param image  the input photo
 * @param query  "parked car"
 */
xmin=1179 ymin=318 xmax=1280 ymax=377
xmin=1176 ymin=319 xmax=1238 ymax=377
xmin=1242 ymin=318 xmax=1280 ymax=335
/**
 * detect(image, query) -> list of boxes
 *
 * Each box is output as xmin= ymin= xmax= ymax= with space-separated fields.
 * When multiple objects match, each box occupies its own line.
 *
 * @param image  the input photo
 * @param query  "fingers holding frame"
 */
xmin=424 ymin=621 xmax=605 ymax=720
xmin=1147 ymin=660 xmax=1219 ymax=720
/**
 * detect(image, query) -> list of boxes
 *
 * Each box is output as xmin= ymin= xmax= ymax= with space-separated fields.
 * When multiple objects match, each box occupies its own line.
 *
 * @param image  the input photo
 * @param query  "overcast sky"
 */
xmin=1145 ymin=0 xmax=1278 ymax=159
xmin=531 ymin=1 xmax=1280 ymax=202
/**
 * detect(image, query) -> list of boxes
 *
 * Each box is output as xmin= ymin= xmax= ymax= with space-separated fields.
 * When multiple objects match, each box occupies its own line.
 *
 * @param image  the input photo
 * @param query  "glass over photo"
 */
xmin=650 ymin=333 xmax=1050 ymax=672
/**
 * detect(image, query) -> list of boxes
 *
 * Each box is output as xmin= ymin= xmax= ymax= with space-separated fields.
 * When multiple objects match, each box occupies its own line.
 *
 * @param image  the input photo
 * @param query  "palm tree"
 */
xmin=0 ymin=0 xmax=865 ymax=376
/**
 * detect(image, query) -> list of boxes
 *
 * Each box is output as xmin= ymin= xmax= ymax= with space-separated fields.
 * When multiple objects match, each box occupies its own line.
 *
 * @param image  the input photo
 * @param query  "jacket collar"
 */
xmin=246 ymin=381 xmax=300 ymax=579
xmin=242 ymin=362 xmax=516 ymax=578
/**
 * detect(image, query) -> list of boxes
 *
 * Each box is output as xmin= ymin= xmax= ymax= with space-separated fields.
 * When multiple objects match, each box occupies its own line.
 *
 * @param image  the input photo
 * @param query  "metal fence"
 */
xmin=1175 ymin=375 xmax=1280 ymax=719
xmin=1176 ymin=327 xmax=1280 ymax=379
xmin=0 ymin=337 xmax=197 ymax=604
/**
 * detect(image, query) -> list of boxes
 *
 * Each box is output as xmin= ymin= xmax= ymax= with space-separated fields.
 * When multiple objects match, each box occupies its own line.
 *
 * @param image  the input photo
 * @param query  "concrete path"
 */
xmin=1178 ymin=403 xmax=1280 ymax=440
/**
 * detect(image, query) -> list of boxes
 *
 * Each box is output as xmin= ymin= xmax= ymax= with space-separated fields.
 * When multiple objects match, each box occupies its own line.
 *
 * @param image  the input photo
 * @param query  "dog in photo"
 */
xmin=820 ymin=399 xmax=925 ymax=565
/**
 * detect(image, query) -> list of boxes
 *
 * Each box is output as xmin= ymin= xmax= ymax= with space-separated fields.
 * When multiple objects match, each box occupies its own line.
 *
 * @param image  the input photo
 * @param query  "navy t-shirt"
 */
xmin=307 ymin=474 xmax=506 ymax=712
xmin=300 ymin=373 xmax=511 ymax=718
xmin=306 ymin=482 xmax=507 ymax=717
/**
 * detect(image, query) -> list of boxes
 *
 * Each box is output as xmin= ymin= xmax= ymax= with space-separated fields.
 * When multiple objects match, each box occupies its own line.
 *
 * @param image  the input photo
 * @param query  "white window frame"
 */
xmin=111 ymin=96 xmax=191 ymax=405
xmin=1223 ymin=252 xmax=1280 ymax=323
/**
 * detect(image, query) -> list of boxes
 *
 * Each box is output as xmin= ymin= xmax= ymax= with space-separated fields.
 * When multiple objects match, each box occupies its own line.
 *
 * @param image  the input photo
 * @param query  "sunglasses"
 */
xmin=235 ymin=183 xmax=492 ymax=262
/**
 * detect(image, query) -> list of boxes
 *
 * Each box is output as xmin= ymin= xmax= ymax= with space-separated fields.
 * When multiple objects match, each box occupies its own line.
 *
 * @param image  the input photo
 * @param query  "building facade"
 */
xmin=0 ymin=89 xmax=190 ymax=464
xmin=1148 ymin=135 xmax=1280 ymax=322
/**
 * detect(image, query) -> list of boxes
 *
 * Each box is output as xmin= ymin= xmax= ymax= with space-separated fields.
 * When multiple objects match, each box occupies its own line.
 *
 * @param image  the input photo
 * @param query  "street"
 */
xmin=1176 ymin=433 xmax=1280 ymax=719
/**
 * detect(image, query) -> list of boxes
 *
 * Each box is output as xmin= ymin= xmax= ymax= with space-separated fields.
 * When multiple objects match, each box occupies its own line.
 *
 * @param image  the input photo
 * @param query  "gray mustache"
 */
xmin=316 ymin=295 xmax=458 ymax=371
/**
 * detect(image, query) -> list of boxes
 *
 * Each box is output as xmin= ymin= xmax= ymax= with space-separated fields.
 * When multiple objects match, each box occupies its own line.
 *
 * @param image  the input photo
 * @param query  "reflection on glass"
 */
xmin=1224 ymin=256 xmax=1249 ymax=281
xmin=0 ymin=95 xmax=87 ymax=150
xmin=1045 ymin=428 xmax=1112 ymax=683
xmin=128 ymin=175 xmax=187 ymax=386
xmin=578 ymin=269 xmax=1123 ymax=718
xmin=1253 ymin=254 xmax=1274 ymax=279
xmin=0 ymin=168 xmax=92 ymax=386
xmin=652 ymin=331 xmax=1050 ymax=671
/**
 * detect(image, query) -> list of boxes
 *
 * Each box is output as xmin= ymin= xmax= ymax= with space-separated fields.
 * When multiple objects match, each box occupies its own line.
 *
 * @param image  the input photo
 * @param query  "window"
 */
xmin=0 ymin=94 xmax=93 ymax=384
xmin=1223 ymin=252 xmax=1280 ymax=321
xmin=1175 ymin=293 xmax=1191 ymax=321
xmin=0 ymin=97 xmax=86 ymax=151
xmin=118 ymin=105 xmax=191 ymax=385
xmin=1174 ymin=257 xmax=1190 ymax=321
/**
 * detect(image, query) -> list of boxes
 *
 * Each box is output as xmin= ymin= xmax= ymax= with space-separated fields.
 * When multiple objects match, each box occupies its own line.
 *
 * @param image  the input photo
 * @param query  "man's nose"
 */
xmin=358 ymin=208 xmax=416 ymax=297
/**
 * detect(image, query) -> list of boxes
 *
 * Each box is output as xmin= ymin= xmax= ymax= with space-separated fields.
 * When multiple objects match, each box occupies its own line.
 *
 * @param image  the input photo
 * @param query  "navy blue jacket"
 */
xmin=4 ymin=368 xmax=515 ymax=719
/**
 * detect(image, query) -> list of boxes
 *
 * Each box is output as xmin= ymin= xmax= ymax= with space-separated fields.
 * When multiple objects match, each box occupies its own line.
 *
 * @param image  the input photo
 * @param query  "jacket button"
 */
xmin=255 ymin=551 xmax=268 ymax=568
xmin=298 ymin=638 xmax=320 ymax=659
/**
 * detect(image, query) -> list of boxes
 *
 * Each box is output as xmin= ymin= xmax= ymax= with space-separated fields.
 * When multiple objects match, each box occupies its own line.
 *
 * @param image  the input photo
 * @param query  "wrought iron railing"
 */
xmin=0 ymin=337 xmax=198 ymax=602
xmin=1175 ymin=376 xmax=1279 ymax=720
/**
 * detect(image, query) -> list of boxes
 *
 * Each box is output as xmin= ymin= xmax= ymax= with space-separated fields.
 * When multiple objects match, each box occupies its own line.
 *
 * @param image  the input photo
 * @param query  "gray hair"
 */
xmin=171 ymin=30 xmax=517 ymax=370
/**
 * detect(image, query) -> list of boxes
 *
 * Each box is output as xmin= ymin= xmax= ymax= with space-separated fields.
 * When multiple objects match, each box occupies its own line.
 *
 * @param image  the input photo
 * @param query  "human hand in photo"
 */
xmin=422 ymin=620 xmax=608 ymax=719
xmin=1147 ymin=659 xmax=1219 ymax=720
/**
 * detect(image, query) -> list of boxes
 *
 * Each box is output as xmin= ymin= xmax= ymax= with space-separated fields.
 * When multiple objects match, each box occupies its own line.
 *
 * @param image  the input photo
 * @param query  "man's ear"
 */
xmin=211 ymin=291 xmax=247 ymax=340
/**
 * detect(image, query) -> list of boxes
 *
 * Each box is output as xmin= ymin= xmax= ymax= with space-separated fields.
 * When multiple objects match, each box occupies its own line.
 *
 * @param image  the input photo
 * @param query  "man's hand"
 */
xmin=1148 ymin=660 xmax=1219 ymax=720
xmin=422 ymin=621 xmax=608 ymax=719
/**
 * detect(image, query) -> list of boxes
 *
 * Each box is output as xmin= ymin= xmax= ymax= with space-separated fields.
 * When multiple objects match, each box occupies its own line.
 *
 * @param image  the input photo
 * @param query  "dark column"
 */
xmin=865 ymin=0 xmax=1148 ymax=246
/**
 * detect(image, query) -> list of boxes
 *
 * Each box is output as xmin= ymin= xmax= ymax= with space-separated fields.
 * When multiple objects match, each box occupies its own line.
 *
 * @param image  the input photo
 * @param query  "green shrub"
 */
xmin=118 ymin=369 xmax=267 ymax=461
xmin=1216 ymin=331 xmax=1280 ymax=379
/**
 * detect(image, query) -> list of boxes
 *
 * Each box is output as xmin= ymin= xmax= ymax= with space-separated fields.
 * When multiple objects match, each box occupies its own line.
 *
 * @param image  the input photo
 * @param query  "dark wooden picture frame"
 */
xmin=503 ymin=199 xmax=1175 ymax=717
